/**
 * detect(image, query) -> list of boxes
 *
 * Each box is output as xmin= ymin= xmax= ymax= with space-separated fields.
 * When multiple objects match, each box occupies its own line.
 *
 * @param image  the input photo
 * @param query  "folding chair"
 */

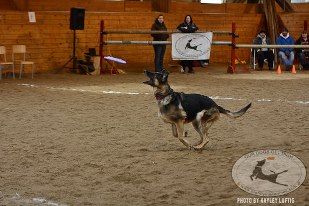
xmin=0 ymin=46 xmax=14 ymax=79
xmin=251 ymin=48 xmax=275 ymax=70
xmin=12 ymin=45 xmax=35 ymax=79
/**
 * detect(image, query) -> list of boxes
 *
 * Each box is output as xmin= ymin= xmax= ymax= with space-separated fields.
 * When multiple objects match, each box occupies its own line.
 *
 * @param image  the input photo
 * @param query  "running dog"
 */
xmin=143 ymin=69 xmax=251 ymax=150
xmin=250 ymin=159 xmax=288 ymax=186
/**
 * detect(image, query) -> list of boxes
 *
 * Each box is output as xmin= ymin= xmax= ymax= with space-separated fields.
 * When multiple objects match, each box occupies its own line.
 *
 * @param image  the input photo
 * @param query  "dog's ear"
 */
xmin=162 ymin=69 xmax=169 ymax=82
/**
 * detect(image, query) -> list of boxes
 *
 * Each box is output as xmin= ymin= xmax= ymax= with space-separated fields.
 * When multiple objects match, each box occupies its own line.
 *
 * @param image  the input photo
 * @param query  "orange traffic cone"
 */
xmin=291 ymin=65 xmax=296 ymax=74
xmin=277 ymin=65 xmax=282 ymax=74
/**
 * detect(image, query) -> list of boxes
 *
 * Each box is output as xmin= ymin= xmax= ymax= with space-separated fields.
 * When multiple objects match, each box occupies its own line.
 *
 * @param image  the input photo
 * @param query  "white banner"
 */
xmin=172 ymin=32 xmax=213 ymax=60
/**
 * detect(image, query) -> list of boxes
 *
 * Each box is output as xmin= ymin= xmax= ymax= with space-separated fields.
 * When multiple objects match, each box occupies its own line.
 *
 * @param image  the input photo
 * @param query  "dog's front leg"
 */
xmin=175 ymin=121 xmax=191 ymax=149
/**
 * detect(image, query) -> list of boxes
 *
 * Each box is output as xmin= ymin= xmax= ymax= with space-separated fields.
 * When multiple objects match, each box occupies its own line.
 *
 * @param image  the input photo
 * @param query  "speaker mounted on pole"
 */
xmin=70 ymin=7 xmax=85 ymax=30
xmin=63 ymin=7 xmax=85 ymax=71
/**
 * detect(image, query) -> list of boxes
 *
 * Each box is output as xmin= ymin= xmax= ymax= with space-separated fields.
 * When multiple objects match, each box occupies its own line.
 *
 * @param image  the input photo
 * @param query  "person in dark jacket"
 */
xmin=295 ymin=31 xmax=309 ymax=69
xmin=151 ymin=14 xmax=169 ymax=72
xmin=253 ymin=30 xmax=274 ymax=70
xmin=276 ymin=28 xmax=295 ymax=70
xmin=177 ymin=15 xmax=198 ymax=73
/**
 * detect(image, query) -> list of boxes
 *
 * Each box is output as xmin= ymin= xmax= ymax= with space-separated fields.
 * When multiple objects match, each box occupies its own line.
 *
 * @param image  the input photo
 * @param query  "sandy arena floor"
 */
xmin=0 ymin=67 xmax=308 ymax=206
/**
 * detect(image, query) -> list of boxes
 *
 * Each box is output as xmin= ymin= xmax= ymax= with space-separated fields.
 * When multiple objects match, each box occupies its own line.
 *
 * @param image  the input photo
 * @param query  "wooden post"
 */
xmin=263 ymin=0 xmax=279 ymax=64
xmin=263 ymin=0 xmax=278 ymax=44
xmin=99 ymin=20 xmax=104 ymax=75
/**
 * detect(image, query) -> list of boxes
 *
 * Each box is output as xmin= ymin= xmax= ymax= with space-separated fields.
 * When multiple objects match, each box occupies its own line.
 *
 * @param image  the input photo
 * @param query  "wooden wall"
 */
xmin=0 ymin=1 xmax=308 ymax=72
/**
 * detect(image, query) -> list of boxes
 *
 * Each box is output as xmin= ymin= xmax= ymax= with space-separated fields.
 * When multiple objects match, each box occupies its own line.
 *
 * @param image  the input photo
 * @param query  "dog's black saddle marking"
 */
xmin=175 ymin=92 xmax=218 ymax=122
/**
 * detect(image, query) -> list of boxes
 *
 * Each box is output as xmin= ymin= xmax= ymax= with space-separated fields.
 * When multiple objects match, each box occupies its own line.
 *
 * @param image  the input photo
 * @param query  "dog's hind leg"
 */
xmin=171 ymin=124 xmax=178 ymax=137
xmin=193 ymin=122 xmax=211 ymax=150
xmin=193 ymin=110 xmax=219 ymax=150
xmin=175 ymin=121 xmax=191 ymax=149
xmin=192 ymin=120 xmax=204 ymax=146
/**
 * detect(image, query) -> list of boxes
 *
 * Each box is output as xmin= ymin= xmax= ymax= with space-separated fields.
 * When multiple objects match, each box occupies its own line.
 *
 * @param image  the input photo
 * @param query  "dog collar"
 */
xmin=155 ymin=88 xmax=174 ymax=101
xmin=155 ymin=93 xmax=167 ymax=100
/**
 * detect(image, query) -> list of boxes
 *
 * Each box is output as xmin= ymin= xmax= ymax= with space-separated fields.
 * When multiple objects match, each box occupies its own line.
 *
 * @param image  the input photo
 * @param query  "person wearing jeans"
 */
xmin=276 ymin=28 xmax=295 ymax=70
xmin=278 ymin=50 xmax=295 ymax=70
xmin=151 ymin=14 xmax=169 ymax=72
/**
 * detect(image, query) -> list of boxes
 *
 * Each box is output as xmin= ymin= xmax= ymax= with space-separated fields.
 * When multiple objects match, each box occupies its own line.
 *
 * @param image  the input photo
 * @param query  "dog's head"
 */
xmin=143 ymin=69 xmax=169 ymax=88
xmin=256 ymin=159 xmax=266 ymax=166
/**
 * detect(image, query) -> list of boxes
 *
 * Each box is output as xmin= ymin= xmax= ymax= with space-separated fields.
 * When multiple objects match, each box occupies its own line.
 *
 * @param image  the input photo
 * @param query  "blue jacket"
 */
xmin=276 ymin=34 xmax=295 ymax=53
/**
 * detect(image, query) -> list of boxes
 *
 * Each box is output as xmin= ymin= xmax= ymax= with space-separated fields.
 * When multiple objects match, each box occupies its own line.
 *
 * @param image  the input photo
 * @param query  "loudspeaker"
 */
xmin=70 ymin=8 xmax=85 ymax=30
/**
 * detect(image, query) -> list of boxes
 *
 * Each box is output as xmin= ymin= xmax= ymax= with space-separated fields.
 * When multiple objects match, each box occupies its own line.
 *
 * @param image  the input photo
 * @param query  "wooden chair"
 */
xmin=12 ymin=45 xmax=35 ymax=79
xmin=0 ymin=46 xmax=14 ymax=79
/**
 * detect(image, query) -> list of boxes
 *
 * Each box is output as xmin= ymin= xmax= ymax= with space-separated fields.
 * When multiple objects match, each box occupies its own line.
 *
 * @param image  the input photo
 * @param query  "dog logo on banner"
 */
xmin=172 ymin=32 xmax=213 ymax=60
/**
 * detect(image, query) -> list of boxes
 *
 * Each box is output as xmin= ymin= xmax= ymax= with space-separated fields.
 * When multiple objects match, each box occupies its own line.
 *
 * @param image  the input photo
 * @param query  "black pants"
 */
xmin=180 ymin=60 xmax=193 ymax=72
xmin=153 ymin=45 xmax=166 ymax=72
xmin=298 ymin=52 xmax=309 ymax=69
xmin=257 ymin=50 xmax=274 ymax=69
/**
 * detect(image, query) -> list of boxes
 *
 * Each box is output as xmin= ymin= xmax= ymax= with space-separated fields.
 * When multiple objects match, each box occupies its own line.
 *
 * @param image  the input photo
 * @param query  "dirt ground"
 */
xmin=0 ymin=67 xmax=308 ymax=206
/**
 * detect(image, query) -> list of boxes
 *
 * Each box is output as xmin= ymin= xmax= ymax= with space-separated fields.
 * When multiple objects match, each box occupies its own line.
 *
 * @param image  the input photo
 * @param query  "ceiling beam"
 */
xmin=275 ymin=0 xmax=294 ymax=12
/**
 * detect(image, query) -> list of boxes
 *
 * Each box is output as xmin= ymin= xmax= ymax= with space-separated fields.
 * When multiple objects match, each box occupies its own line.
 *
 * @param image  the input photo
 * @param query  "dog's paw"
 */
xmin=193 ymin=144 xmax=206 ymax=151
xmin=187 ymin=145 xmax=192 ymax=150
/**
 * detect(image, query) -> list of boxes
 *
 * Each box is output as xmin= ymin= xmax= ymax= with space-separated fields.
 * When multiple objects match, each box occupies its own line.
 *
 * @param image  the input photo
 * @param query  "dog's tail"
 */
xmin=218 ymin=103 xmax=252 ymax=118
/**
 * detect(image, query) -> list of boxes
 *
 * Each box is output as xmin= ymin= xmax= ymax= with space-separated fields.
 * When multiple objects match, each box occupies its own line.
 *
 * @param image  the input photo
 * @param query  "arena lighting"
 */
xmin=200 ymin=0 xmax=224 ymax=4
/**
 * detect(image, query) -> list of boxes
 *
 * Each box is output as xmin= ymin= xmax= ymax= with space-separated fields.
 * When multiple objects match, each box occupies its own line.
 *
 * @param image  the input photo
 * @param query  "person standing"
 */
xmin=151 ymin=14 xmax=169 ymax=72
xmin=177 ymin=15 xmax=199 ymax=73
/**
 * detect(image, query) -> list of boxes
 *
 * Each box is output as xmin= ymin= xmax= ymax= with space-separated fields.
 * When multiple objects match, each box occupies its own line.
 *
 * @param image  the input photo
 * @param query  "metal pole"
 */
xmin=73 ymin=30 xmax=77 ymax=70
xmin=104 ymin=40 xmax=171 ymax=45
xmin=99 ymin=20 xmax=104 ymax=75
xmin=235 ymin=44 xmax=309 ymax=49
xmin=103 ymin=30 xmax=232 ymax=35
xmin=104 ymin=40 xmax=233 ymax=45
xmin=103 ymin=40 xmax=309 ymax=49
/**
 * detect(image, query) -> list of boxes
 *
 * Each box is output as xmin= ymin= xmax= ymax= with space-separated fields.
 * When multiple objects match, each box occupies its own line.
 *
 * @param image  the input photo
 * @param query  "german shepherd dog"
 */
xmin=143 ymin=69 xmax=251 ymax=150
xmin=250 ymin=159 xmax=288 ymax=186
